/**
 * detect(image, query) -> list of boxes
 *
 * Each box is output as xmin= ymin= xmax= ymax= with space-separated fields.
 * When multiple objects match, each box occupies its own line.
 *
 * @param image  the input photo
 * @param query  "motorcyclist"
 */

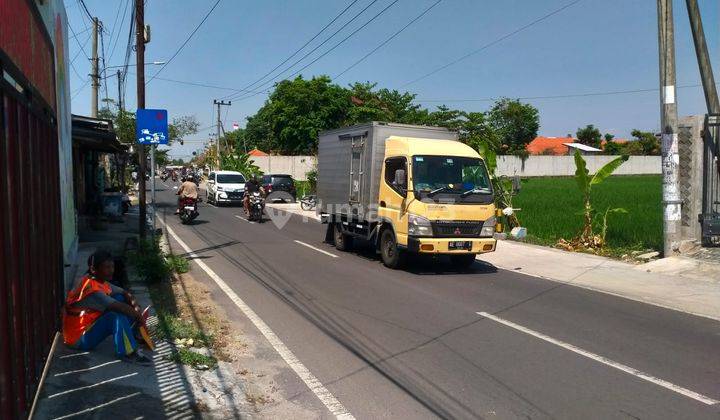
xmin=175 ymin=176 xmax=199 ymax=214
xmin=243 ymin=175 xmax=265 ymax=216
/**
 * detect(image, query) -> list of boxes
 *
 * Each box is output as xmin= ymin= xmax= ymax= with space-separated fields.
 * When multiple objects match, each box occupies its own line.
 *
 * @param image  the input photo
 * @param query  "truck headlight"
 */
xmin=217 ymin=186 xmax=224 ymax=191
xmin=408 ymin=214 xmax=432 ymax=236
xmin=480 ymin=216 xmax=496 ymax=237
xmin=219 ymin=192 xmax=227 ymax=198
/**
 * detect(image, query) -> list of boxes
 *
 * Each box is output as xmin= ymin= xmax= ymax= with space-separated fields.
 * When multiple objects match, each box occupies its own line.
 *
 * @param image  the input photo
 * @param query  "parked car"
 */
xmin=206 ymin=170 xmax=246 ymax=206
xmin=262 ymin=174 xmax=296 ymax=202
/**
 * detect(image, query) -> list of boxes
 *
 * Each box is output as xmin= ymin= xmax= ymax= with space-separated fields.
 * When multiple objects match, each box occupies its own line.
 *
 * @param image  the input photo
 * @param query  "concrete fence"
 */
xmin=495 ymin=155 xmax=661 ymax=177
xmin=249 ymin=155 xmax=317 ymax=180
xmin=251 ymin=155 xmax=661 ymax=179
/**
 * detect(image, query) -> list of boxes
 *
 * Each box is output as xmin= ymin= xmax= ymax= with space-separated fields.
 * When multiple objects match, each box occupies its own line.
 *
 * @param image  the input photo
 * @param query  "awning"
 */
xmin=72 ymin=114 xmax=127 ymax=153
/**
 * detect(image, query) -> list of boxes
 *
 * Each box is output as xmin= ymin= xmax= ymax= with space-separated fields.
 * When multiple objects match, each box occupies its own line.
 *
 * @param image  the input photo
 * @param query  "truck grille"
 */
xmin=226 ymin=192 xmax=244 ymax=199
xmin=431 ymin=221 xmax=482 ymax=237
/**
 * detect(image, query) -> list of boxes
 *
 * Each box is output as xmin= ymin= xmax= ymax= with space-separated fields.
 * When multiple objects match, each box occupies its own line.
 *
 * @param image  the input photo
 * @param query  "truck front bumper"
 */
xmin=407 ymin=237 xmax=496 ymax=254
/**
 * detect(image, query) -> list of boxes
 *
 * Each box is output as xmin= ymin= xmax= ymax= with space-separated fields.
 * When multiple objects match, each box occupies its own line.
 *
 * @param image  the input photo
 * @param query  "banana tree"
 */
xmin=476 ymin=140 xmax=520 ymax=227
xmin=573 ymin=150 xmax=628 ymax=243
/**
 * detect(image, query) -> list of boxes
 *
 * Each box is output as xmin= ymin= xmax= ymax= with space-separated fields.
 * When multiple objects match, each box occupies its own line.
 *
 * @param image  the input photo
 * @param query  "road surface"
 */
xmin=157 ymin=181 xmax=720 ymax=419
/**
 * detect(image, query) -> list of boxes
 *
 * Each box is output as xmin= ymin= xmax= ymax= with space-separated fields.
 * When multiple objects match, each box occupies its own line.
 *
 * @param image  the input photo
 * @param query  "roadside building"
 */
xmin=0 ymin=0 xmax=74 ymax=418
xmin=526 ymin=136 xmax=575 ymax=155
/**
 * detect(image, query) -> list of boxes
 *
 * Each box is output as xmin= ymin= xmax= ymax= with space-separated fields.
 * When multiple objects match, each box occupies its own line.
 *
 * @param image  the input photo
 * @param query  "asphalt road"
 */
xmin=156 ymin=180 xmax=720 ymax=419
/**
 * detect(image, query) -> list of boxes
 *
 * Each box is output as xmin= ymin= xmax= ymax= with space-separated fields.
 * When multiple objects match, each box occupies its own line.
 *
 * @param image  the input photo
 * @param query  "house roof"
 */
xmin=564 ymin=143 xmax=603 ymax=152
xmin=248 ymin=148 xmax=268 ymax=157
xmin=72 ymin=114 xmax=126 ymax=153
xmin=526 ymin=136 xmax=574 ymax=155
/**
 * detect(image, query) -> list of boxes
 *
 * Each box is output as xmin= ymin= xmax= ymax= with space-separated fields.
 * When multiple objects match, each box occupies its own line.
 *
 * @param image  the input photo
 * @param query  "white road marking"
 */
xmin=54 ymin=360 xmax=121 ymax=377
xmin=48 ymin=373 xmax=138 ymax=398
xmin=52 ymin=392 xmax=141 ymax=420
xmin=159 ymin=219 xmax=354 ymax=419
xmin=294 ymin=240 xmax=339 ymax=258
xmin=476 ymin=311 xmax=719 ymax=406
xmin=234 ymin=214 xmax=254 ymax=224
xmin=59 ymin=351 xmax=89 ymax=359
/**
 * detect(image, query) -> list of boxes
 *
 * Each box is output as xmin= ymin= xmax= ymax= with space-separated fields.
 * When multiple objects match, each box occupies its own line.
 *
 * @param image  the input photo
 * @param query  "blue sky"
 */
xmin=67 ymin=0 xmax=719 ymax=159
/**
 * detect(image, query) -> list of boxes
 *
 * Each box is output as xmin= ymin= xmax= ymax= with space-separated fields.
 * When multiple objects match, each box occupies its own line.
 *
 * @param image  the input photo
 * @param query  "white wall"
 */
xmin=250 ymin=156 xmax=317 ymax=180
xmin=251 ymin=155 xmax=660 ymax=180
xmin=495 ymin=155 xmax=661 ymax=177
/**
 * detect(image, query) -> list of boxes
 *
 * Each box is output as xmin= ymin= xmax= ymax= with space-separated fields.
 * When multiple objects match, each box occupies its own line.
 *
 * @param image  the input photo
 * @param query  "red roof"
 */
xmin=248 ymin=148 xmax=268 ymax=157
xmin=601 ymin=138 xmax=628 ymax=148
xmin=526 ymin=137 xmax=574 ymax=155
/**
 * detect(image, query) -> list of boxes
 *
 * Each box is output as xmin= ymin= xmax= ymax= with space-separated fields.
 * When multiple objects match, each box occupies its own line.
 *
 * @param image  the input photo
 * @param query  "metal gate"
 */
xmin=348 ymin=135 xmax=365 ymax=204
xmin=700 ymin=114 xmax=720 ymax=245
xmin=0 ymin=57 xmax=63 ymax=419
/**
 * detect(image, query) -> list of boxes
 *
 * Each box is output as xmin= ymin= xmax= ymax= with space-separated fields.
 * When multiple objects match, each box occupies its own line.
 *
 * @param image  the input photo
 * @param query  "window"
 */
xmin=384 ymin=157 xmax=407 ymax=195
xmin=217 ymin=174 xmax=245 ymax=183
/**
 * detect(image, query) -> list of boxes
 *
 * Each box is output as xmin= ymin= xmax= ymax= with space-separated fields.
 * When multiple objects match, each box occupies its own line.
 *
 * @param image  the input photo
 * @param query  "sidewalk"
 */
xmin=267 ymin=202 xmax=720 ymax=321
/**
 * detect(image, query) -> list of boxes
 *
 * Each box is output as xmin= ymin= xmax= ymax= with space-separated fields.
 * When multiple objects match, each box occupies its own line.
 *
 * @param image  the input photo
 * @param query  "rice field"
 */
xmin=512 ymin=175 xmax=663 ymax=252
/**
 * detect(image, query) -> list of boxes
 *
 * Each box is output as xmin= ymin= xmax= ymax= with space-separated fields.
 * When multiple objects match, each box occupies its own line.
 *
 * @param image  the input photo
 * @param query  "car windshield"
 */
xmin=273 ymin=176 xmax=293 ymax=186
xmin=217 ymin=174 xmax=245 ymax=183
xmin=413 ymin=155 xmax=492 ymax=200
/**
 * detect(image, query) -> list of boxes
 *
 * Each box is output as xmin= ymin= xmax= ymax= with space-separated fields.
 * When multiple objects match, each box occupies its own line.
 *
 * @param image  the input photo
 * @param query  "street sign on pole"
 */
xmin=136 ymin=108 xmax=168 ymax=237
xmin=136 ymin=109 xmax=168 ymax=145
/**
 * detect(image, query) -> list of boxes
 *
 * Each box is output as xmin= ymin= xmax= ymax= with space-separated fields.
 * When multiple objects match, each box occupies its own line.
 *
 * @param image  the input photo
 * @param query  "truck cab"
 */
xmin=375 ymin=137 xmax=497 ymax=268
xmin=318 ymin=122 xmax=497 ymax=270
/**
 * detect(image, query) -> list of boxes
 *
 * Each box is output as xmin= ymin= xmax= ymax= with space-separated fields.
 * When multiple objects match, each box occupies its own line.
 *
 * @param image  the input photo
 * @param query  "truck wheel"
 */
xmin=334 ymin=223 xmax=353 ymax=251
xmin=450 ymin=254 xmax=476 ymax=270
xmin=380 ymin=229 xmax=405 ymax=269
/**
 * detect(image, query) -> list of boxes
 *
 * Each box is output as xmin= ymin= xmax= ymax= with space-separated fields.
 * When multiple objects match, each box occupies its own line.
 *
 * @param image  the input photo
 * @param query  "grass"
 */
xmin=148 ymin=282 xmax=213 ymax=346
xmin=166 ymin=254 xmax=190 ymax=274
xmin=512 ymin=175 xmax=662 ymax=253
xmin=167 ymin=348 xmax=218 ymax=369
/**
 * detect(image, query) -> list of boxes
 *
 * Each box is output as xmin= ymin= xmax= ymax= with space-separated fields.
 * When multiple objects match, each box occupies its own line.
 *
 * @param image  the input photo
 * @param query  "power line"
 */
xmin=219 ymin=0 xmax=361 ymax=100
xmin=128 ymin=72 xmax=269 ymax=94
xmin=401 ymin=0 xmax=583 ymax=87
xmin=146 ymin=0 xmax=223 ymax=84
xmin=68 ymin=21 xmax=90 ymax=61
xmin=415 ymin=83 xmax=708 ymax=103
xmin=335 ymin=0 xmax=442 ymax=79
xmin=78 ymin=0 xmax=93 ymax=22
xmin=100 ymin=23 xmax=110 ymax=103
xmin=223 ymin=0 xmax=383 ymax=101
xmin=230 ymin=0 xmax=400 ymax=103
xmin=107 ymin=0 xmax=129 ymax=62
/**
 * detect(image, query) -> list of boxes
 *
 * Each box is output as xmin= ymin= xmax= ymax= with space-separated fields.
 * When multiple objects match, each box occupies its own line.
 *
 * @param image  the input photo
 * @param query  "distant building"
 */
xmin=526 ymin=136 xmax=575 ymax=155
xmin=564 ymin=143 xmax=603 ymax=155
xmin=248 ymin=148 xmax=269 ymax=157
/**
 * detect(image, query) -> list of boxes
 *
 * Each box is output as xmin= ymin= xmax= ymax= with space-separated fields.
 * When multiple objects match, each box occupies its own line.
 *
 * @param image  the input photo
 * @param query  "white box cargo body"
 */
xmin=317 ymin=122 xmax=458 ymax=219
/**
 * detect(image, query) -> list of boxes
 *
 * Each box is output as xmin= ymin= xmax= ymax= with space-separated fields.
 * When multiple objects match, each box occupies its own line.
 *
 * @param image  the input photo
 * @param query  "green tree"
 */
xmin=576 ymin=124 xmax=602 ymax=149
xmin=169 ymin=115 xmax=200 ymax=146
xmin=631 ymin=129 xmax=660 ymax=155
xmin=487 ymin=98 xmax=539 ymax=156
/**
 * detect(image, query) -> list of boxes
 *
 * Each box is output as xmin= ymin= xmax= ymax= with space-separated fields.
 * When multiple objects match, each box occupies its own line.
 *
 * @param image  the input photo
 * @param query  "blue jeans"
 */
xmin=72 ymin=294 xmax=138 ymax=356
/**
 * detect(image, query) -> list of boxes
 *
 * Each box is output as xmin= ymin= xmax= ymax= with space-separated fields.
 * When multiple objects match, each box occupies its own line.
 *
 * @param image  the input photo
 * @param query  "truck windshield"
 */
xmin=412 ymin=155 xmax=492 ymax=203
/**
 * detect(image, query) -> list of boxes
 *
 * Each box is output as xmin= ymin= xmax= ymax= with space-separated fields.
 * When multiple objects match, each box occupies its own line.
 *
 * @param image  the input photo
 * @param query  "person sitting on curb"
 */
xmin=62 ymin=250 xmax=152 ymax=365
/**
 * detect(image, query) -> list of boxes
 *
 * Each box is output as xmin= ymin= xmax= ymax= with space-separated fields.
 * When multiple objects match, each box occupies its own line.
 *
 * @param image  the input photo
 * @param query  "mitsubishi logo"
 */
xmin=454 ymin=227 xmax=462 ymax=236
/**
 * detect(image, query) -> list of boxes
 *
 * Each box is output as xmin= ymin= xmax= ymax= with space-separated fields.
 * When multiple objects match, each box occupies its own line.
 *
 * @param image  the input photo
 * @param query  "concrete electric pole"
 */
xmin=213 ymin=100 xmax=231 ymax=170
xmin=136 ymin=0 xmax=147 ymax=238
xmin=91 ymin=17 xmax=99 ymax=117
xmin=657 ymin=0 xmax=681 ymax=256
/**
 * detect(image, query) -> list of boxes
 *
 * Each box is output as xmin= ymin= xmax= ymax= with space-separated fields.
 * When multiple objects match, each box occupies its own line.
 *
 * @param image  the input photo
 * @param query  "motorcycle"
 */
xmin=248 ymin=191 xmax=265 ymax=222
xmin=178 ymin=196 xmax=201 ymax=224
xmin=160 ymin=172 xmax=169 ymax=182
xmin=300 ymin=194 xmax=317 ymax=211
xmin=171 ymin=173 xmax=178 ymax=182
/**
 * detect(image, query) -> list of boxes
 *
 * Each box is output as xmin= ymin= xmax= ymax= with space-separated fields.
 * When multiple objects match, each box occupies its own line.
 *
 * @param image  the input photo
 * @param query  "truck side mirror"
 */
xmin=394 ymin=169 xmax=406 ymax=188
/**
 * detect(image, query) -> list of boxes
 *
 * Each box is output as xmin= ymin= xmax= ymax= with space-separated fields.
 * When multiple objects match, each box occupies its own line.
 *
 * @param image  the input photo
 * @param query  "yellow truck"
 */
xmin=318 ymin=122 xmax=497 ymax=269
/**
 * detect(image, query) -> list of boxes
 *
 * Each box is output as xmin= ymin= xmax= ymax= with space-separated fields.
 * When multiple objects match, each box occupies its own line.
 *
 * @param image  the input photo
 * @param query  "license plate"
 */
xmin=184 ymin=206 xmax=195 ymax=210
xmin=448 ymin=241 xmax=472 ymax=250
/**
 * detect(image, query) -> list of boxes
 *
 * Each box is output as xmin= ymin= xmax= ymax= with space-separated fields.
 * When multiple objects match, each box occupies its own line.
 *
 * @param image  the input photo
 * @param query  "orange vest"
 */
xmin=62 ymin=275 xmax=112 ymax=345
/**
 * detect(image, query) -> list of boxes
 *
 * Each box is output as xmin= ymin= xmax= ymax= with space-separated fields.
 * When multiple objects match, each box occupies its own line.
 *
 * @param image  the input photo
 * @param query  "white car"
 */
xmin=206 ymin=170 xmax=246 ymax=206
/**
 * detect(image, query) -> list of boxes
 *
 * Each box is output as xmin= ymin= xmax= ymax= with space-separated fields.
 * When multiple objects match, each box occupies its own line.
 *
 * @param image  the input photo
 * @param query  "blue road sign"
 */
xmin=136 ymin=109 xmax=169 ymax=145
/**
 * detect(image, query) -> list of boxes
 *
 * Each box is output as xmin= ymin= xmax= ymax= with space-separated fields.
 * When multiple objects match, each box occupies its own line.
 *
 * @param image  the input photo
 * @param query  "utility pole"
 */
xmin=136 ymin=0 xmax=147 ymax=238
xmin=213 ymin=99 xmax=231 ymax=170
xmin=117 ymin=70 xmax=123 ymax=113
xmin=657 ymin=0 xmax=681 ymax=256
xmin=91 ymin=17 xmax=100 ymax=117
xmin=685 ymin=0 xmax=720 ymax=114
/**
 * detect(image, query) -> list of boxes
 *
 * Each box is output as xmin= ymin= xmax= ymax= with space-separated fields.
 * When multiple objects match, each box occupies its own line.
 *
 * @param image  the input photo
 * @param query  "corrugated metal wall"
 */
xmin=1 ymin=60 xmax=63 ymax=419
